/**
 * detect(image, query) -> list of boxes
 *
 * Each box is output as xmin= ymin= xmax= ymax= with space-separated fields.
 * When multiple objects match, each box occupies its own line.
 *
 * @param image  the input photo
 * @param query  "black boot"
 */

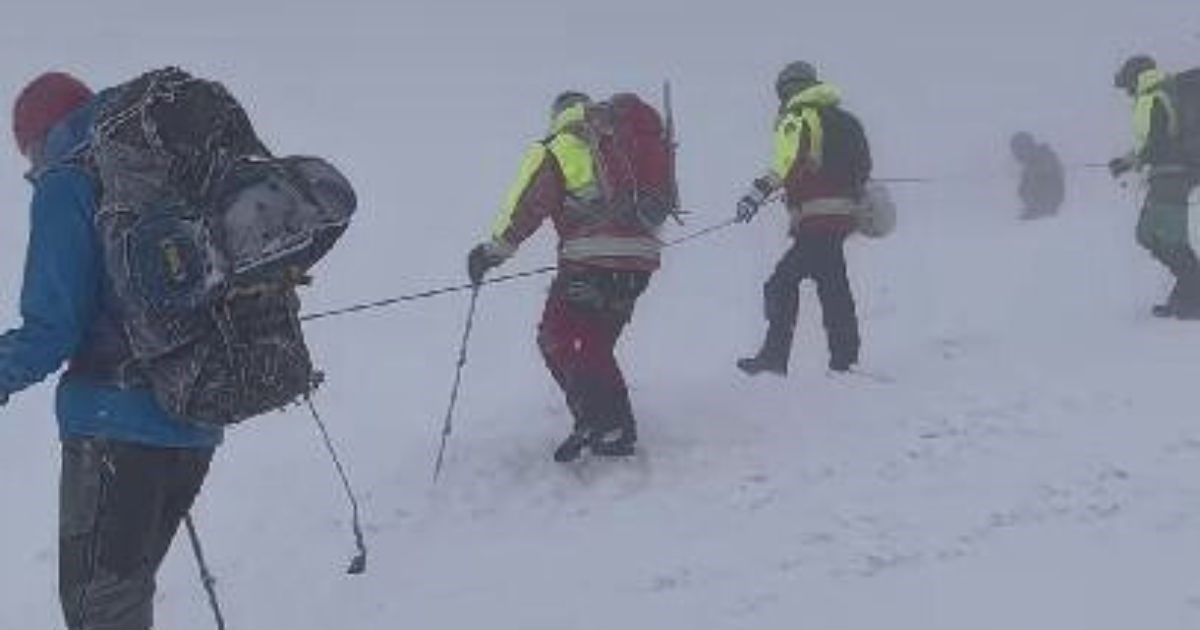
xmin=589 ymin=426 xmax=637 ymax=457
xmin=1151 ymin=284 xmax=1200 ymax=318
xmin=1152 ymin=246 xmax=1200 ymax=318
xmin=1152 ymin=303 xmax=1176 ymax=317
xmin=554 ymin=428 xmax=592 ymax=463
xmin=826 ymin=325 xmax=860 ymax=373
xmin=828 ymin=357 xmax=855 ymax=373
xmin=1152 ymin=282 xmax=1182 ymax=317
xmin=736 ymin=355 xmax=787 ymax=376
xmin=738 ymin=326 xmax=792 ymax=376
xmin=591 ymin=393 xmax=638 ymax=458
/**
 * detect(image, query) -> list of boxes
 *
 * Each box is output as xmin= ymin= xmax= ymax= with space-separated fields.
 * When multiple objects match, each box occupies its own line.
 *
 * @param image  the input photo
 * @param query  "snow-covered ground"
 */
xmin=3 ymin=2 xmax=1200 ymax=629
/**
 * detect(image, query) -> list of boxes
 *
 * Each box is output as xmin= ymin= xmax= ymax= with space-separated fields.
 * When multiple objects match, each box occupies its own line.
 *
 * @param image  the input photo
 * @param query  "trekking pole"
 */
xmin=302 ymin=205 xmax=893 ymax=325
xmin=184 ymin=513 xmax=227 ymax=630
xmin=300 ymin=266 xmax=555 ymax=323
xmin=433 ymin=285 xmax=482 ymax=482
xmin=305 ymin=396 xmax=368 ymax=575
xmin=427 ymin=219 xmax=739 ymax=483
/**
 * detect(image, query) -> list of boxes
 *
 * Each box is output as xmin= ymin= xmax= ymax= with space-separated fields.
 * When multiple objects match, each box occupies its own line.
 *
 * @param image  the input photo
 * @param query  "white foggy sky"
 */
xmin=1 ymin=0 xmax=1197 ymax=281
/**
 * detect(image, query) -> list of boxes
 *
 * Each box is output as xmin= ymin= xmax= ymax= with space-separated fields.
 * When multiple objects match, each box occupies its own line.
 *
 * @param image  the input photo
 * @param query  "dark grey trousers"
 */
xmin=1137 ymin=171 xmax=1200 ymax=310
xmin=759 ymin=230 xmax=861 ymax=369
xmin=59 ymin=439 xmax=212 ymax=630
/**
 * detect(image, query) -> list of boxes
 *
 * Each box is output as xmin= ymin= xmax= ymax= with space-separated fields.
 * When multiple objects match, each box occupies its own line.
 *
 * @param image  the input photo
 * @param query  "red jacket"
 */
xmin=490 ymin=107 xmax=662 ymax=272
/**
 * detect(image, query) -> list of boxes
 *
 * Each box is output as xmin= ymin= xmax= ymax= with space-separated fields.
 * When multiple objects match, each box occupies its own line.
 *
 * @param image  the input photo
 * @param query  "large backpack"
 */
xmin=578 ymin=92 xmax=680 ymax=231
xmin=1168 ymin=68 xmax=1200 ymax=167
xmin=813 ymin=105 xmax=872 ymax=196
xmin=795 ymin=103 xmax=878 ymax=237
xmin=87 ymin=67 xmax=356 ymax=426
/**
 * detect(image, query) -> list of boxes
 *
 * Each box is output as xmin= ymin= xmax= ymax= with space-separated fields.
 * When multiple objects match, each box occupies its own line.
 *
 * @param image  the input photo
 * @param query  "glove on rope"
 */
xmin=736 ymin=175 xmax=777 ymax=223
xmin=1108 ymin=154 xmax=1136 ymax=178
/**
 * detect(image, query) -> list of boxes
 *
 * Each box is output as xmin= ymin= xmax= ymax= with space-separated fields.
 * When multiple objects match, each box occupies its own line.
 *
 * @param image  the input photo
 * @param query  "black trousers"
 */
xmin=59 ymin=439 xmax=213 ymax=630
xmin=758 ymin=230 xmax=860 ymax=369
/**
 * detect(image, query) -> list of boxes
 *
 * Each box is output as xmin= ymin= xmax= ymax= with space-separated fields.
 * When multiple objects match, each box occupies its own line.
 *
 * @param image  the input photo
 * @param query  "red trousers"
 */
xmin=537 ymin=269 xmax=650 ymax=434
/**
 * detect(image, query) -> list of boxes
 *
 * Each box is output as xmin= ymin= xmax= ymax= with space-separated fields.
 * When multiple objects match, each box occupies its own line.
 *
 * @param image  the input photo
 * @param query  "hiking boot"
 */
xmin=737 ymin=355 xmax=787 ymax=376
xmin=826 ymin=326 xmax=860 ymax=374
xmin=828 ymin=357 xmax=855 ymax=373
xmin=1153 ymin=279 xmax=1192 ymax=318
xmin=590 ymin=427 xmax=637 ymax=457
xmin=553 ymin=429 xmax=591 ymax=463
xmin=1152 ymin=302 xmax=1176 ymax=318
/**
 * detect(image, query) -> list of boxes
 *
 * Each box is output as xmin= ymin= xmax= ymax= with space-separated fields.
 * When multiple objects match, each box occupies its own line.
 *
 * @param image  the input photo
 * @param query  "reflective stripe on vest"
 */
xmin=787 ymin=198 xmax=864 ymax=229
xmin=790 ymin=197 xmax=862 ymax=220
xmin=559 ymin=235 xmax=662 ymax=264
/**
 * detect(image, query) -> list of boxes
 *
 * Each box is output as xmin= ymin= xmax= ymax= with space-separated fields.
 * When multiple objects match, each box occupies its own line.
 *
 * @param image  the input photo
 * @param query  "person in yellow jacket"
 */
xmin=1110 ymin=55 xmax=1200 ymax=319
xmin=735 ymin=61 xmax=872 ymax=375
xmin=468 ymin=92 xmax=661 ymax=462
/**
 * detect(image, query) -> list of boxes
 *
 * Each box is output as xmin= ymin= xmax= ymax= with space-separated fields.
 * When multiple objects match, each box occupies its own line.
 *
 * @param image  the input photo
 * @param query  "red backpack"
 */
xmin=583 ymin=92 xmax=680 ymax=230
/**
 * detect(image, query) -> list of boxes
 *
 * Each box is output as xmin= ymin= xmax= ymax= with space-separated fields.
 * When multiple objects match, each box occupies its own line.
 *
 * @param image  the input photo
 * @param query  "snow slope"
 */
xmin=2 ymin=2 xmax=1200 ymax=629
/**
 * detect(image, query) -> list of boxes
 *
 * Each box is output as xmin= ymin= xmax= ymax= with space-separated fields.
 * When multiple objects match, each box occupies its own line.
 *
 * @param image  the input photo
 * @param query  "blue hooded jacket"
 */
xmin=0 ymin=96 xmax=221 ymax=448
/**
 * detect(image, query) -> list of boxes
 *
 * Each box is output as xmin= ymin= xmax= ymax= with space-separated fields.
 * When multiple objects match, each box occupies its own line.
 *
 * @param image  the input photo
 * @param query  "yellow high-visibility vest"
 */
xmin=771 ymin=83 xmax=842 ymax=182
xmin=492 ymin=103 xmax=600 ymax=238
xmin=1132 ymin=68 xmax=1179 ymax=156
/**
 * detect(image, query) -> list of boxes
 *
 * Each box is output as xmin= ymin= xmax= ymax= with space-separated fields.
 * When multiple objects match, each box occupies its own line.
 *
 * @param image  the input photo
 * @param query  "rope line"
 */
xmin=300 ymin=163 xmax=1136 ymax=324
xmin=302 ymin=216 xmax=741 ymax=324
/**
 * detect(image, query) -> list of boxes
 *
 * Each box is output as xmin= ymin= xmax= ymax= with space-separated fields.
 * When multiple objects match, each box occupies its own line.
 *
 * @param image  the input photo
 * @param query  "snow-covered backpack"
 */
xmin=1166 ymin=68 xmax=1200 ymax=167
xmin=87 ymin=67 xmax=356 ymax=426
xmin=580 ymin=92 xmax=680 ymax=231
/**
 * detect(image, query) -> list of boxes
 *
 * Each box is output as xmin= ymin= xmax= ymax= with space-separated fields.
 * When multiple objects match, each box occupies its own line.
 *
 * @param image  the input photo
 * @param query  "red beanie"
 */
xmin=12 ymin=72 xmax=93 ymax=156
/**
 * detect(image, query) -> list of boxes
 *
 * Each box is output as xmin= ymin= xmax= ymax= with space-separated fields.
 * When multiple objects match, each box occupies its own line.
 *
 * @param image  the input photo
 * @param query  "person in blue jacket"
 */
xmin=2 ymin=71 xmax=221 ymax=630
